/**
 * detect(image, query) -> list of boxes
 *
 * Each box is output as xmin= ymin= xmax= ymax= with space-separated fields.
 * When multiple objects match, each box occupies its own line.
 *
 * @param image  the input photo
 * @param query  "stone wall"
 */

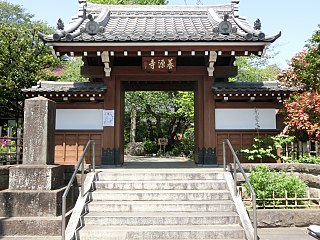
xmin=248 ymin=209 xmax=320 ymax=227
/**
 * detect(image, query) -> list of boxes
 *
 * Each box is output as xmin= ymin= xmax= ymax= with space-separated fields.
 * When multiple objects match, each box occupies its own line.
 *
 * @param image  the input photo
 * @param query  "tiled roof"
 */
xmin=22 ymin=81 xmax=107 ymax=93
xmin=212 ymin=81 xmax=298 ymax=93
xmin=39 ymin=1 xmax=280 ymax=43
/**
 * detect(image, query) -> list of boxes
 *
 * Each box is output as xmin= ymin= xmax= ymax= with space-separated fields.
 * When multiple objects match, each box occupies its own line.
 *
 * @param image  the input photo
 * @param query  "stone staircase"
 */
xmin=76 ymin=168 xmax=249 ymax=239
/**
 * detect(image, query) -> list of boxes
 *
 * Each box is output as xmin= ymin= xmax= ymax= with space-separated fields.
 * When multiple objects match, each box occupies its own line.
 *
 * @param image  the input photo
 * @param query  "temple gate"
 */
xmin=24 ymin=1 xmax=291 ymax=166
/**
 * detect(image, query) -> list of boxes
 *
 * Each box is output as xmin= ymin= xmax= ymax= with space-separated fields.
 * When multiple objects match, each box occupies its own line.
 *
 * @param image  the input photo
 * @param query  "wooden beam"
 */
xmin=214 ymin=66 xmax=238 ymax=78
xmin=81 ymin=66 xmax=207 ymax=79
xmin=123 ymin=81 xmax=195 ymax=91
xmin=215 ymin=102 xmax=283 ymax=108
xmin=81 ymin=66 xmax=104 ymax=78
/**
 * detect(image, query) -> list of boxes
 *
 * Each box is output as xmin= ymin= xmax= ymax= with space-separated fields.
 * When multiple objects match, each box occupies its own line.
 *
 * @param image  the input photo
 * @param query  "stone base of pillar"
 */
xmin=196 ymin=147 xmax=217 ymax=165
xmin=9 ymin=165 xmax=64 ymax=191
xmin=0 ymin=216 xmax=64 ymax=236
xmin=102 ymin=148 xmax=122 ymax=166
xmin=0 ymin=186 xmax=75 ymax=217
xmin=0 ymin=165 xmax=75 ymax=218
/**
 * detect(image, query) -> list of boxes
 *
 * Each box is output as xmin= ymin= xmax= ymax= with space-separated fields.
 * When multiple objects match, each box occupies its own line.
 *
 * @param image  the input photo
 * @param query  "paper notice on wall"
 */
xmin=103 ymin=110 xmax=115 ymax=127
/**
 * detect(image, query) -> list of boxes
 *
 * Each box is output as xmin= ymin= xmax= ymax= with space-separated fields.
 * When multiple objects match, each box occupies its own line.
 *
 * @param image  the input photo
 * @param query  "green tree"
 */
xmin=233 ymin=56 xmax=280 ymax=82
xmin=0 ymin=2 xmax=57 ymax=119
xmin=0 ymin=1 xmax=33 ymax=24
xmin=44 ymin=57 xmax=88 ymax=82
xmin=278 ymin=26 xmax=320 ymax=92
xmin=88 ymin=0 xmax=167 ymax=4
xmin=232 ymin=46 xmax=281 ymax=82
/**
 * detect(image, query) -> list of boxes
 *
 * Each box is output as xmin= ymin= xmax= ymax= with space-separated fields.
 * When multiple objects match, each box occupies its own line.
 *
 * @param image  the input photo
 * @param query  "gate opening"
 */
xmin=122 ymin=88 xmax=195 ymax=165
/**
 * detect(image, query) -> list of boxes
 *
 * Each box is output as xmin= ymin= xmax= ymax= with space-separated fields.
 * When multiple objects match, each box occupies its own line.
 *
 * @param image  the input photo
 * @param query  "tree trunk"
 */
xmin=130 ymin=103 xmax=137 ymax=143
xmin=145 ymin=104 xmax=163 ymax=138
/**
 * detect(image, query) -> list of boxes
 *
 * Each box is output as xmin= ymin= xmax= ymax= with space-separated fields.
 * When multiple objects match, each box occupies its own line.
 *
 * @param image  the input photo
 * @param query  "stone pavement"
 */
xmin=258 ymin=227 xmax=314 ymax=240
xmin=123 ymin=155 xmax=198 ymax=168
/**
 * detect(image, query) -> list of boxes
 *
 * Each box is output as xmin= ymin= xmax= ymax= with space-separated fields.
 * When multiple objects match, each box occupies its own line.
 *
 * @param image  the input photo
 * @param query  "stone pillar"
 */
xmin=0 ymin=97 xmax=69 ymax=221
xmin=23 ymin=96 xmax=56 ymax=165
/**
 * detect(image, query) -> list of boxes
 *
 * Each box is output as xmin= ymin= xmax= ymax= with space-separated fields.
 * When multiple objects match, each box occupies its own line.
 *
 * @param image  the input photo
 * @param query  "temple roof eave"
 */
xmin=212 ymin=81 xmax=299 ymax=94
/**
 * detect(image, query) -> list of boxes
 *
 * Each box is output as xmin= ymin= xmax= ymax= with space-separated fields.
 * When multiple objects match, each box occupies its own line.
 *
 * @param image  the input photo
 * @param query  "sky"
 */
xmin=5 ymin=0 xmax=320 ymax=70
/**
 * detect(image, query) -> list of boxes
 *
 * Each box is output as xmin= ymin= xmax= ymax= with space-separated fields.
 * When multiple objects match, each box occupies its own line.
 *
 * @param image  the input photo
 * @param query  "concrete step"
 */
xmin=83 ymin=211 xmax=240 ymax=226
xmin=0 ymin=217 xmax=61 ymax=236
xmin=78 ymin=224 xmax=245 ymax=239
xmin=97 ymin=172 xmax=224 ymax=181
xmin=87 ymin=200 xmax=235 ymax=212
xmin=91 ymin=189 xmax=231 ymax=201
xmin=94 ymin=179 xmax=227 ymax=190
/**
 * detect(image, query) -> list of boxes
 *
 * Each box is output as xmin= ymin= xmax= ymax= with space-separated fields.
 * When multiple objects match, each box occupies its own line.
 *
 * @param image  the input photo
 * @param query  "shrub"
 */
xmin=244 ymin=165 xmax=307 ymax=206
xmin=143 ymin=140 xmax=158 ymax=154
xmin=239 ymin=137 xmax=275 ymax=161
xmin=0 ymin=138 xmax=16 ymax=162
xmin=293 ymin=155 xmax=320 ymax=164
xmin=239 ymin=135 xmax=295 ymax=162
xmin=171 ymin=128 xmax=194 ymax=157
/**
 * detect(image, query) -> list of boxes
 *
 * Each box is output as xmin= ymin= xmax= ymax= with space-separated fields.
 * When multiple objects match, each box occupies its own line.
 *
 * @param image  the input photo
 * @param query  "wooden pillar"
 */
xmin=101 ymin=76 xmax=123 ymax=166
xmin=195 ymin=76 xmax=217 ymax=165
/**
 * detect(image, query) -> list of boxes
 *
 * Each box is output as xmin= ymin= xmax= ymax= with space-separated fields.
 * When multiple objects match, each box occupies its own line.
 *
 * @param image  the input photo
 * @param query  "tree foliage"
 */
xmin=43 ymin=57 xmax=88 ymax=82
xmin=279 ymin=26 xmax=320 ymax=141
xmin=0 ymin=2 xmax=57 ymax=119
xmin=233 ymin=57 xmax=280 ymax=82
xmin=88 ymin=0 xmax=167 ymax=4
xmin=278 ymin=26 xmax=320 ymax=92
xmin=0 ymin=1 xmax=33 ymax=24
xmin=232 ymin=47 xmax=281 ymax=82
xmin=283 ymin=92 xmax=320 ymax=141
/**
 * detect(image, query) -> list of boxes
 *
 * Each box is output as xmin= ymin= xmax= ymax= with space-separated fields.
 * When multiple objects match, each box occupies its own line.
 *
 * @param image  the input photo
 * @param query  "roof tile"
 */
xmin=22 ymin=81 xmax=107 ymax=93
xmin=212 ymin=81 xmax=297 ymax=93
xmin=41 ymin=3 xmax=280 ymax=43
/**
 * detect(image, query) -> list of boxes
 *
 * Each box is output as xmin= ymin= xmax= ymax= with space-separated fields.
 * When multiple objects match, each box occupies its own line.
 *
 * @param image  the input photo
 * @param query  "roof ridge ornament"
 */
xmin=57 ymin=18 xmax=64 ymax=30
xmin=254 ymin=18 xmax=261 ymax=30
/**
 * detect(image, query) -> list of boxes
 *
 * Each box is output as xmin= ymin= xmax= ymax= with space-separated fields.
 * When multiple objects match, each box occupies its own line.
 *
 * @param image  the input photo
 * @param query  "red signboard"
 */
xmin=142 ymin=57 xmax=176 ymax=72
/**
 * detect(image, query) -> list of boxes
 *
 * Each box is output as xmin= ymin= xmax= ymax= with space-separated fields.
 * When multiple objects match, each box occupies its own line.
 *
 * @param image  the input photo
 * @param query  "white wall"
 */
xmin=56 ymin=109 xmax=103 ymax=130
xmin=215 ymin=109 xmax=276 ymax=130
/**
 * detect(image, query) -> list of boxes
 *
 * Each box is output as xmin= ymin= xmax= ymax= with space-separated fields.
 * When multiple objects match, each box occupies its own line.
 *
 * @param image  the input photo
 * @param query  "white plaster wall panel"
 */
xmin=215 ymin=109 xmax=276 ymax=130
xmin=56 ymin=109 xmax=103 ymax=130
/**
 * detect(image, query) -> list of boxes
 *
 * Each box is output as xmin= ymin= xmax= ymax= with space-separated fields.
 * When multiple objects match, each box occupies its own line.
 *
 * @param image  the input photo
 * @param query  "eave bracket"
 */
xmin=101 ymin=51 xmax=111 ymax=77
xmin=207 ymin=51 xmax=217 ymax=77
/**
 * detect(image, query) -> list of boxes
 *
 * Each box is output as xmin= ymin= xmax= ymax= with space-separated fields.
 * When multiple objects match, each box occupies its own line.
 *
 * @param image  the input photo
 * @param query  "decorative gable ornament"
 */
xmin=215 ymin=14 xmax=237 ymax=35
xmin=82 ymin=14 xmax=105 ymax=35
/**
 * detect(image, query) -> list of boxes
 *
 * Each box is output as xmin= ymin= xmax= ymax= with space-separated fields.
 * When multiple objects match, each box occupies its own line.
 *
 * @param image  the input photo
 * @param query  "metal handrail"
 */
xmin=222 ymin=139 xmax=257 ymax=240
xmin=61 ymin=140 xmax=96 ymax=240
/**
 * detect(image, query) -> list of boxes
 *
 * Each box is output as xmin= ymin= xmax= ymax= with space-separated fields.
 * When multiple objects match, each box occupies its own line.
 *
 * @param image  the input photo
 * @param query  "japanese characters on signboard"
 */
xmin=142 ymin=57 xmax=176 ymax=73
